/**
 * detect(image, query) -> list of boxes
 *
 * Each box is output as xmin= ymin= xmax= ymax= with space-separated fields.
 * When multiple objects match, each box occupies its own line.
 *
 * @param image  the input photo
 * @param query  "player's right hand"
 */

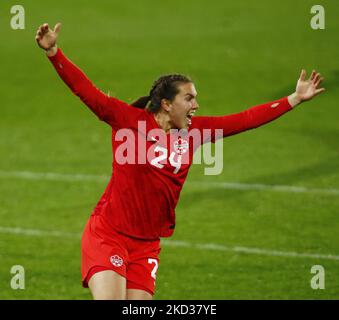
xmin=35 ymin=23 xmax=61 ymax=51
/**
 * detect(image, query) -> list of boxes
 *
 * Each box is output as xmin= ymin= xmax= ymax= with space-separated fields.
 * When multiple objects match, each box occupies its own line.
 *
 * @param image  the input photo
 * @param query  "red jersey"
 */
xmin=48 ymin=49 xmax=294 ymax=240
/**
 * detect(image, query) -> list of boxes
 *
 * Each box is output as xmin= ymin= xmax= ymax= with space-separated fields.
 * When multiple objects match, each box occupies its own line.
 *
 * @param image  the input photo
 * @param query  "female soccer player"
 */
xmin=35 ymin=23 xmax=325 ymax=300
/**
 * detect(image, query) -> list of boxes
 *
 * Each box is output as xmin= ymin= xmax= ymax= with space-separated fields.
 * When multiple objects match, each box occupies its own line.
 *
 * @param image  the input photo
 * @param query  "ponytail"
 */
xmin=131 ymin=95 xmax=151 ymax=109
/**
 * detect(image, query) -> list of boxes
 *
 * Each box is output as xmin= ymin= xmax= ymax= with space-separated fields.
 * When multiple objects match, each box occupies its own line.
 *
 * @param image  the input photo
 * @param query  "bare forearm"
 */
xmin=287 ymin=92 xmax=303 ymax=108
xmin=46 ymin=45 xmax=58 ymax=57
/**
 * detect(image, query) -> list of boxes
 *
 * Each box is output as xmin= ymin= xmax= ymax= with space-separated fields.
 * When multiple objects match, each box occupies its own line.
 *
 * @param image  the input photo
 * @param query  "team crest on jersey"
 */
xmin=110 ymin=255 xmax=123 ymax=267
xmin=174 ymin=138 xmax=189 ymax=155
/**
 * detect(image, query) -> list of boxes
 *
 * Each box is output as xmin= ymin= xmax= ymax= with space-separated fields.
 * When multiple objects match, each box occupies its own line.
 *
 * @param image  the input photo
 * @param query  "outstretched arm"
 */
xmin=192 ymin=70 xmax=325 ymax=143
xmin=35 ymin=23 xmax=131 ymax=125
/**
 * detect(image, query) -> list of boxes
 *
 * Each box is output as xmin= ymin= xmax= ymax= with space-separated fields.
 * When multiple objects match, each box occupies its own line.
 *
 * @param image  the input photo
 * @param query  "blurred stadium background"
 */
xmin=0 ymin=0 xmax=338 ymax=299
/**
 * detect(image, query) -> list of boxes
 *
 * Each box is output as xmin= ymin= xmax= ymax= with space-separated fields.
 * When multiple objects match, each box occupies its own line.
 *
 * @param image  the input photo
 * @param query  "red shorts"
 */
xmin=81 ymin=214 xmax=161 ymax=296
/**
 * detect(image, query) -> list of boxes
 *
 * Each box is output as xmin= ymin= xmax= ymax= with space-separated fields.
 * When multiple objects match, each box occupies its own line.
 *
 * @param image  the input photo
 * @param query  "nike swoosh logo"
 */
xmin=149 ymin=136 xmax=158 ymax=142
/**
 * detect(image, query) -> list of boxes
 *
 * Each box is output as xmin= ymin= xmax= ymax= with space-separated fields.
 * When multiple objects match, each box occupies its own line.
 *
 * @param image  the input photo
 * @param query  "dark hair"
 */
xmin=131 ymin=74 xmax=192 ymax=112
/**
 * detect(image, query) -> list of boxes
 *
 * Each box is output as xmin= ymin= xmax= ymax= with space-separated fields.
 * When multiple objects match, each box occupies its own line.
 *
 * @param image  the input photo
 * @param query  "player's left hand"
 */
xmin=295 ymin=69 xmax=325 ymax=102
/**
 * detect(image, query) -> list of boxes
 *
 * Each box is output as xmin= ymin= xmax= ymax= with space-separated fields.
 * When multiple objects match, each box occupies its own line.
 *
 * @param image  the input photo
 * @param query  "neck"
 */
xmin=153 ymin=111 xmax=172 ymax=133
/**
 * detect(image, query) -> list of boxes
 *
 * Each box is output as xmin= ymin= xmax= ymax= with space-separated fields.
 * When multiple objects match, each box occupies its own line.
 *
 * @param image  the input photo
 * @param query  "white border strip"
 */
xmin=0 ymin=170 xmax=338 ymax=196
xmin=188 ymin=181 xmax=339 ymax=195
xmin=0 ymin=226 xmax=338 ymax=261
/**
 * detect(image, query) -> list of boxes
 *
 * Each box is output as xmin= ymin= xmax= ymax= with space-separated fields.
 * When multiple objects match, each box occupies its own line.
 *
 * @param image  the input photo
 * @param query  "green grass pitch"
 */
xmin=0 ymin=0 xmax=338 ymax=299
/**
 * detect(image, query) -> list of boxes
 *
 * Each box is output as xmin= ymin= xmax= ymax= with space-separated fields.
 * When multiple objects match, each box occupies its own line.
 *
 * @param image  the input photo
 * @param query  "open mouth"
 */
xmin=186 ymin=115 xmax=192 ymax=125
xmin=186 ymin=111 xmax=195 ymax=125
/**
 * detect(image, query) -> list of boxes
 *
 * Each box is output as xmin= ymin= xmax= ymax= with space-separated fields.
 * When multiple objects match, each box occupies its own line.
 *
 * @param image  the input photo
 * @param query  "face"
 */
xmin=164 ymin=82 xmax=199 ymax=130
